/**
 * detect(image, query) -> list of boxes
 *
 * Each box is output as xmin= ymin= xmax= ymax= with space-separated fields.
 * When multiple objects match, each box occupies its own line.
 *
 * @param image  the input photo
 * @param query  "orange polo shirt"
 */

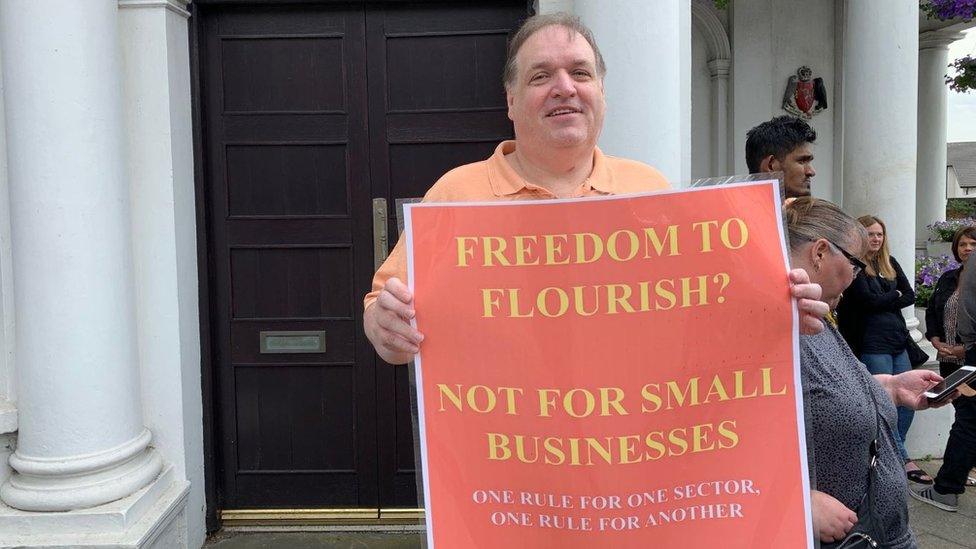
xmin=364 ymin=140 xmax=670 ymax=310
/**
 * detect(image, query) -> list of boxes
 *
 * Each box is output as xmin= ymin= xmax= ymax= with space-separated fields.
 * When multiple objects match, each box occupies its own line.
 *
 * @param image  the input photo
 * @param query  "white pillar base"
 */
xmin=1 ymin=429 xmax=163 ymax=512
xmin=0 ymin=465 xmax=188 ymax=548
xmin=0 ymin=432 xmax=14 ymax=489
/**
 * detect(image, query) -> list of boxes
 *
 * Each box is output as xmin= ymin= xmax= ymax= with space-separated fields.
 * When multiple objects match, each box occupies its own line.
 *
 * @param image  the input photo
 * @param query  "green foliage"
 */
xmin=947 ymin=198 xmax=976 ymax=219
xmin=947 ymin=55 xmax=976 ymax=93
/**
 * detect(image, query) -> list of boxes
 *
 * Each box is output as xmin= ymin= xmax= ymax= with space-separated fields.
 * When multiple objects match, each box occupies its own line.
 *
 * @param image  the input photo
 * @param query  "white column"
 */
xmin=841 ymin=1 xmax=919 ymax=332
xmin=708 ymin=59 xmax=730 ymax=176
xmin=917 ymin=30 xmax=965 ymax=246
xmin=0 ymin=1 xmax=161 ymax=511
xmin=576 ymin=0 xmax=692 ymax=185
xmin=118 ymin=0 xmax=202 ymax=545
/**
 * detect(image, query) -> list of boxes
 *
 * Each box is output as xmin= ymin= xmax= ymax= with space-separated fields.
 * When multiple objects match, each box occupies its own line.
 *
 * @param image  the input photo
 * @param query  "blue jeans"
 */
xmin=860 ymin=351 xmax=913 ymax=462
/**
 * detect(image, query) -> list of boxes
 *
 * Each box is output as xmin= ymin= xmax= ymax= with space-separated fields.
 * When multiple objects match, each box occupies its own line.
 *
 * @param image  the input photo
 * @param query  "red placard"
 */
xmin=405 ymin=181 xmax=811 ymax=548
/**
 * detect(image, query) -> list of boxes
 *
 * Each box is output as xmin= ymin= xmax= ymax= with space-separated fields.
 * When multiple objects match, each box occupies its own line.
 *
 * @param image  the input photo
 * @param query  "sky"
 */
xmin=948 ymin=27 xmax=976 ymax=143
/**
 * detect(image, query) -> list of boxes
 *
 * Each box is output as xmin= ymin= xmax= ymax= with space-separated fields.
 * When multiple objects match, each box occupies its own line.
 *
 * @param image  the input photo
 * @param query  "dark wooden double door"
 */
xmin=198 ymin=1 xmax=526 ymax=511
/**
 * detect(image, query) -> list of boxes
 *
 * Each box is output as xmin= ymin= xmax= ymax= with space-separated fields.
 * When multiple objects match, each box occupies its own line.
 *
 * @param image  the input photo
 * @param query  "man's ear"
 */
xmin=506 ymin=88 xmax=515 ymax=122
xmin=759 ymin=155 xmax=779 ymax=173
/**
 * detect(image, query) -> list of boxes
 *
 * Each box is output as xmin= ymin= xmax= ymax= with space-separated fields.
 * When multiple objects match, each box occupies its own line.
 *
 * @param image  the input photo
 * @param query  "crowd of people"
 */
xmin=361 ymin=12 xmax=973 ymax=548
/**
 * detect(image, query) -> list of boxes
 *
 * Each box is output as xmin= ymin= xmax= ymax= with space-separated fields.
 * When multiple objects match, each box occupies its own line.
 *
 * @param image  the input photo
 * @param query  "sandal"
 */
xmin=906 ymin=468 xmax=934 ymax=485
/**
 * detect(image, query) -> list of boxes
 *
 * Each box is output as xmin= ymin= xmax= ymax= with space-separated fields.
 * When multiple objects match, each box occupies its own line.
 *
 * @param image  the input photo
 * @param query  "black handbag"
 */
xmin=906 ymin=335 xmax=930 ymax=368
xmin=821 ymin=382 xmax=887 ymax=549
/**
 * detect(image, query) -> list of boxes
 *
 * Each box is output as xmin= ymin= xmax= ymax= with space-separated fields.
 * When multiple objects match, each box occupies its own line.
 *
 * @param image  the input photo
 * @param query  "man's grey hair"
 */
xmin=502 ymin=12 xmax=607 ymax=89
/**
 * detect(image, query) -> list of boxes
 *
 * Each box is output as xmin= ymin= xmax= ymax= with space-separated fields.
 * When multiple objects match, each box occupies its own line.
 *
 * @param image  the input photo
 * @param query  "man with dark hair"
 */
xmin=746 ymin=115 xmax=817 ymax=198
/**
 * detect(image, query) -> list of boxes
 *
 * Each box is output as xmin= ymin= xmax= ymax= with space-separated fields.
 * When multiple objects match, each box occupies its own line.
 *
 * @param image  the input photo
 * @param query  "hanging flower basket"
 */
xmin=921 ymin=0 xmax=976 ymax=21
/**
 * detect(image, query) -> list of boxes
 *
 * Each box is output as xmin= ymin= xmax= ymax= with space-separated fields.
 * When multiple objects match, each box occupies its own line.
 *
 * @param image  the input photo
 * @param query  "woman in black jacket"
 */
xmin=837 ymin=215 xmax=925 ymax=483
xmin=926 ymin=226 xmax=976 ymax=370
xmin=914 ymin=226 xmax=976 ymax=506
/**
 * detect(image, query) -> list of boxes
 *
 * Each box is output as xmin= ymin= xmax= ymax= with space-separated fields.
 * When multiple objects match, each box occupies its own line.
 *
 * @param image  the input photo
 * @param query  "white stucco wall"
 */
xmin=0 ymin=45 xmax=15 ymax=422
xmin=119 ymin=3 xmax=205 ymax=547
xmin=732 ymin=0 xmax=836 ymax=201
xmin=0 ymin=43 xmax=15 ymax=489
xmin=536 ymin=0 xmax=573 ymax=14
xmin=691 ymin=26 xmax=713 ymax=180
xmin=577 ymin=1 xmax=692 ymax=185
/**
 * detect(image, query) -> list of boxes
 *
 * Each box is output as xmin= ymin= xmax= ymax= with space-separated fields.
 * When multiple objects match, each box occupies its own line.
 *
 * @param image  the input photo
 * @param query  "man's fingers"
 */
xmin=377 ymin=286 xmax=415 ymax=320
xmin=384 ymin=277 xmax=414 ymax=305
xmin=375 ymin=307 xmax=424 ymax=344
xmin=380 ymin=329 xmax=420 ymax=354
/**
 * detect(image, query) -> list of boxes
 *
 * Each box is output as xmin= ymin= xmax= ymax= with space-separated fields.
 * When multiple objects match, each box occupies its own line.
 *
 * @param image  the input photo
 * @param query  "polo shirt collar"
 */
xmin=487 ymin=140 xmax=615 ymax=196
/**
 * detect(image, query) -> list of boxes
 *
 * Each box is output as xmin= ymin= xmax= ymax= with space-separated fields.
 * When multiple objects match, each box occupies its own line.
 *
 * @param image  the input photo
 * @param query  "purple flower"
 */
xmin=924 ymin=0 xmax=976 ymax=20
xmin=916 ymin=254 xmax=961 ymax=306
xmin=927 ymin=218 xmax=976 ymax=242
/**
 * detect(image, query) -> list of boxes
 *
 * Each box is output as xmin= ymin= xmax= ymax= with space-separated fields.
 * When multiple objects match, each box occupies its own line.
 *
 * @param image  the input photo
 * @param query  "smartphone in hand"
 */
xmin=925 ymin=365 xmax=976 ymax=402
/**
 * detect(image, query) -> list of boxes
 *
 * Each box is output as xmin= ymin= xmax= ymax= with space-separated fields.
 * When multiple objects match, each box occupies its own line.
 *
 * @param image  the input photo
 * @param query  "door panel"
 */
xmin=203 ymin=4 xmax=376 ymax=509
xmin=201 ymin=0 xmax=528 ymax=513
xmin=366 ymin=1 xmax=526 ymax=509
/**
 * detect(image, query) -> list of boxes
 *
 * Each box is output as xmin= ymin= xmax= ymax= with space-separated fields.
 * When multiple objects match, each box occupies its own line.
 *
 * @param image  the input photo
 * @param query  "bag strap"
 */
xmin=863 ymin=381 xmax=881 ymax=471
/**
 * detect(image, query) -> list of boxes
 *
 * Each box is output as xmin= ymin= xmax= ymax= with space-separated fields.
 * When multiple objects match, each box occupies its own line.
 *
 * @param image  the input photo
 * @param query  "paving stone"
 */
xmin=205 ymin=532 xmax=423 ymax=548
xmin=205 ymin=461 xmax=976 ymax=548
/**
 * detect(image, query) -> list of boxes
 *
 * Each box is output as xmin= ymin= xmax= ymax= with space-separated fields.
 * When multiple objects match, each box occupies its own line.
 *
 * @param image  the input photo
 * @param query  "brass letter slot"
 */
xmin=259 ymin=331 xmax=326 ymax=354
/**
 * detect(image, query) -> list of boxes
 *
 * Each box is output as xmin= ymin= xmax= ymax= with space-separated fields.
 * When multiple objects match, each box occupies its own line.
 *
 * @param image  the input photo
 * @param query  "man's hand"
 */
xmin=876 ymin=370 xmax=954 ymax=410
xmin=790 ymin=268 xmax=827 ymax=335
xmin=811 ymin=490 xmax=856 ymax=543
xmin=364 ymin=277 xmax=424 ymax=365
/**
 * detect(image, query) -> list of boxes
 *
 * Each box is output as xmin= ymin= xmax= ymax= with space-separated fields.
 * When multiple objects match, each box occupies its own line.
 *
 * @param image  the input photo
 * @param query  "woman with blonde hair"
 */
xmin=837 ymin=215 xmax=927 ymax=484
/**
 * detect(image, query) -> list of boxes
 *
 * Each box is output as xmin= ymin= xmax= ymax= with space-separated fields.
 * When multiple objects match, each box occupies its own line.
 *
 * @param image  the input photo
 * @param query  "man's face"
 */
xmin=506 ymin=26 xmax=605 ymax=151
xmin=770 ymin=143 xmax=816 ymax=198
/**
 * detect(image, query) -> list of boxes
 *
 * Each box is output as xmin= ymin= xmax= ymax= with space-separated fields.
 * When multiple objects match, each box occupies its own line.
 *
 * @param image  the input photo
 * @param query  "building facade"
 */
xmin=0 ymin=0 xmax=972 ymax=546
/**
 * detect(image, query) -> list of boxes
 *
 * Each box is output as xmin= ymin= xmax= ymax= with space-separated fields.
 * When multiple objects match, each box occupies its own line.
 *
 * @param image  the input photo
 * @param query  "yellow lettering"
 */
xmin=643 ymin=225 xmax=680 ymax=257
xmin=641 ymin=384 xmax=663 ymax=413
xmin=607 ymin=230 xmax=639 ymax=262
xmin=456 ymin=236 xmax=477 ymax=267
xmin=693 ymin=220 xmax=720 ymax=252
xmin=599 ymin=387 xmax=629 ymax=416
xmin=605 ymin=284 xmax=636 ymax=314
xmin=437 ymin=384 xmax=463 ymax=412
xmin=487 ymin=433 xmax=511 ymax=460
xmin=575 ymin=233 xmax=604 ymax=264
xmin=720 ymin=218 xmax=749 ymax=249
xmin=542 ymin=234 xmax=570 ymax=265
xmin=761 ymin=367 xmax=788 ymax=396
xmin=483 ymin=236 xmax=511 ymax=267
xmin=537 ymin=287 xmax=569 ymax=318
xmin=512 ymin=235 xmax=539 ymax=266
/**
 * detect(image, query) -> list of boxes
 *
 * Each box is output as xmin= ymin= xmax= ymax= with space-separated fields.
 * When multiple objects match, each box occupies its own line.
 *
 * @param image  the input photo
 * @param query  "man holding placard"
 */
xmin=363 ymin=13 xmax=827 ymax=364
xmin=362 ymin=12 xmax=831 ymax=548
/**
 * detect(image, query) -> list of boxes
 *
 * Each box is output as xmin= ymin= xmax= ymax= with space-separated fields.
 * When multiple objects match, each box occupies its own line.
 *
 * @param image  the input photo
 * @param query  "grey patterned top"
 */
xmin=943 ymin=291 xmax=963 ymax=365
xmin=801 ymin=324 xmax=916 ymax=549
